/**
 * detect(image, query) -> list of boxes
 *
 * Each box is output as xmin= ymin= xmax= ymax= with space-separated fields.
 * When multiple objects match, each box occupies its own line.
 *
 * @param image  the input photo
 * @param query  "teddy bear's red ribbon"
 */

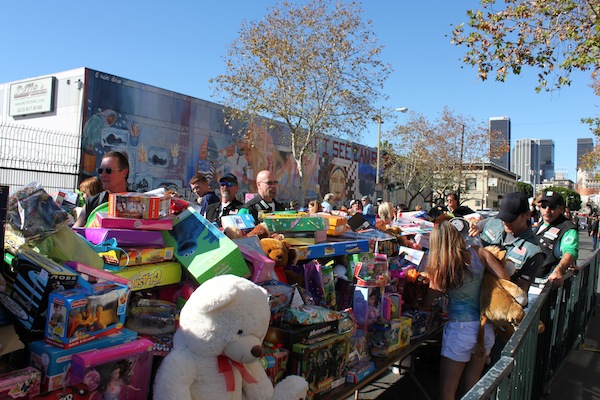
xmin=218 ymin=355 xmax=258 ymax=392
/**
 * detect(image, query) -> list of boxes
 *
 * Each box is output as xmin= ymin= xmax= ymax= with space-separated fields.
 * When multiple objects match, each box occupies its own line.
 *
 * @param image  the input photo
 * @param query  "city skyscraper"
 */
xmin=490 ymin=116 xmax=511 ymax=170
xmin=512 ymin=138 xmax=540 ymax=185
xmin=577 ymin=138 xmax=594 ymax=170
xmin=539 ymin=139 xmax=555 ymax=182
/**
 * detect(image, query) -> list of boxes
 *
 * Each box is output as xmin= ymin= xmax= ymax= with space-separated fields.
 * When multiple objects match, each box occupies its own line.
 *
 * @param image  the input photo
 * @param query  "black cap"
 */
xmin=539 ymin=191 xmax=565 ymax=207
xmin=219 ymin=173 xmax=238 ymax=185
xmin=497 ymin=192 xmax=529 ymax=223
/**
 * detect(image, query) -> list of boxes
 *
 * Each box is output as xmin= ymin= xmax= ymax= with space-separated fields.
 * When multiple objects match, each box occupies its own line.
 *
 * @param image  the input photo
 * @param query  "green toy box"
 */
xmin=263 ymin=214 xmax=326 ymax=232
xmin=163 ymin=207 xmax=249 ymax=285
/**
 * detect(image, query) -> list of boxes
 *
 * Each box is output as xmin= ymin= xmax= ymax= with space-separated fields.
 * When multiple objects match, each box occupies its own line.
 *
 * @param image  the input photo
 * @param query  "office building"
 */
xmin=539 ymin=139 xmax=555 ymax=182
xmin=577 ymin=138 xmax=594 ymax=170
xmin=489 ymin=117 xmax=511 ymax=170
xmin=512 ymin=138 xmax=540 ymax=186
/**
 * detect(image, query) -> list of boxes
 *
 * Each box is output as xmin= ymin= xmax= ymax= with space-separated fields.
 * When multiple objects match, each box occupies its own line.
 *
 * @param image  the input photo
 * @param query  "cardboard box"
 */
xmin=221 ymin=214 xmax=256 ymax=230
xmin=318 ymin=213 xmax=348 ymax=236
xmin=73 ymin=228 xmax=165 ymax=247
xmin=397 ymin=316 xmax=412 ymax=350
xmin=30 ymin=329 xmax=138 ymax=392
xmin=0 ymin=247 xmax=78 ymax=334
xmin=45 ymin=282 xmax=130 ymax=349
xmin=95 ymin=212 xmax=173 ymax=231
xmin=264 ymin=214 xmax=326 ymax=232
xmin=291 ymin=331 xmax=351 ymax=399
xmin=30 ymin=384 xmax=93 ymax=399
xmin=353 ymin=286 xmax=385 ymax=331
xmin=294 ymin=239 xmax=369 ymax=260
xmin=70 ymin=338 xmax=154 ymax=400
xmin=238 ymin=246 xmax=276 ymax=283
xmin=99 ymin=246 xmax=174 ymax=267
xmin=264 ymin=321 xmax=340 ymax=354
xmin=260 ymin=344 xmax=290 ymax=385
xmin=162 ymin=207 xmax=249 ymax=285
xmin=0 ymin=366 xmax=41 ymax=399
xmin=108 ymin=192 xmax=170 ymax=220
xmin=112 ymin=261 xmax=182 ymax=291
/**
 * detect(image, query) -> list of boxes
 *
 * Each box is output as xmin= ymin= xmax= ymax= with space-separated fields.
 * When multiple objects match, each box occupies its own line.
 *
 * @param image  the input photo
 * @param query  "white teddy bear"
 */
xmin=153 ymin=274 xmax=308 ymax=400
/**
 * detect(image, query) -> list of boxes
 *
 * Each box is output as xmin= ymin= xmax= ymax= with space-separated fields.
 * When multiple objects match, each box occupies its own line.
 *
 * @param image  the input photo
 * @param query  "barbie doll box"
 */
xmin=45 ymin=281 xmax=130 ymax=349
xmin=70 ymin=338 xmax=154 ymax=400
xmin=30 ymin=328 xmax=138 ymax=392
xmin=0 ymin=366 xmax=41 ymax=400
xmin=95 ymin=212 xmax=173 ymax=231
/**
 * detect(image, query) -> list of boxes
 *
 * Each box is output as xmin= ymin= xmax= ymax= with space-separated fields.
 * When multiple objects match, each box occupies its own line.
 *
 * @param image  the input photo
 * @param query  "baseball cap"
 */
xmin=497 ymin=192 xmax=529 ymax=223
xmin=219 ymin=173 xmax=238 ymax=185
xmin=539 ymin=191 xmax=565 ymax=207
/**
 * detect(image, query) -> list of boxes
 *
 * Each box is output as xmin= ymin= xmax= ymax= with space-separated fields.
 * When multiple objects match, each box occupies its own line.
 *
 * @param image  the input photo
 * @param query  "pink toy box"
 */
xmin=70 ymin=338 xmax=154 ymax=400
xmin=73 ymin=228 xmax=165 ymax=247
xmin=0 ymin=366 xmax=41 ymax=400
xmin=95 ymin=213 xmax=173 ymax=231
xmin=45 ymin=281 xmax=130 ymax=349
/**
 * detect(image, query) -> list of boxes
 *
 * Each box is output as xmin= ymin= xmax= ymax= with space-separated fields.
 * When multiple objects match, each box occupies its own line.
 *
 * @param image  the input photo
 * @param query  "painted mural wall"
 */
xmin=81 ymin=69 xmax=378 ymax=206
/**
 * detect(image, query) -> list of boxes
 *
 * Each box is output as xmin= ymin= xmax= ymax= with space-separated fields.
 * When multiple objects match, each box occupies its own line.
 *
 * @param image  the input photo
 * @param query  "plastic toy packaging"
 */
xmin=125 ymin=299 xmax=178 ymax=336
xmin=8 ymin=181 xmax=72 ymax=240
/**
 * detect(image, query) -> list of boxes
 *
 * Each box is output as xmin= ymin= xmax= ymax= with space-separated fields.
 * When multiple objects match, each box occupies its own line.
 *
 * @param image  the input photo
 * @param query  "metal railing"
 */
xmin=463 ymin=251 xmax=599 ymax=399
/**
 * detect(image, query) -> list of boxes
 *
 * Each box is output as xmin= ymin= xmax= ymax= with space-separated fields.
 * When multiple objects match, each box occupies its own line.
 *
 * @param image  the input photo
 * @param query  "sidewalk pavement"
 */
xmin=348 ymin=230 xmax=600 ymax=400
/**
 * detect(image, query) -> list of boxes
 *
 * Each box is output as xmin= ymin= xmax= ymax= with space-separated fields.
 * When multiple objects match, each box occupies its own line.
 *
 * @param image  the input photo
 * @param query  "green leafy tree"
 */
xmin=517 ymin=181 xmax=533 ymax=198
xmin=211 ymin=0 xmax=390 ymax=203
xmin=381 ymin=107 xmax=508 ymax=208
xmin=451 ymin=0 xmax=600 ymax=162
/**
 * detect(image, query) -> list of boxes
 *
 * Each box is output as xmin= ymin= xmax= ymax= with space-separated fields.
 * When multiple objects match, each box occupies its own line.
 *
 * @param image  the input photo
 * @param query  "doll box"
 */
xmin=291 ymin=331 xmax=351 ymax=399
xmin=70 ymin=338 xmax=154 ymax=400
xmin=108 ymin=193 xmax=171 ymax=220
xmin=30 ymin=328 xmax=138 ymax=392
xmin=0 ymin=247 xmax=79 ymax=334
xmin=162 ymin=207 xmax=249 ymax=285
xmin=112 ymin=261 xmax=182 ymax=291
xmin=0 ymin=366 xmax=41 ymax=400
xmin=263 ymin=214 xmax=326 ymax=232
xmin=396 ymin=316 xmax=412 ymax=350
xmin=99 ymin=246 xmax=174 ymax=267
xmin=95 ymin=212 xmax=173 ymax=231
xmin=45 ymin=282 xmax=130 ymax=349
xmin=294 ymin=239 xmax=369 ymax=260
xmin=73 ymin=228 xmax=165 ymax=247
xmin=352 ymin=285 xmax=385 ymax=331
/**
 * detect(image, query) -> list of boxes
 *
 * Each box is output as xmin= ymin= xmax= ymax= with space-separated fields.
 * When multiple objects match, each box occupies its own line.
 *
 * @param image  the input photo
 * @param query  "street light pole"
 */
xmin=375 ymin=107 xmax=408 ymax=194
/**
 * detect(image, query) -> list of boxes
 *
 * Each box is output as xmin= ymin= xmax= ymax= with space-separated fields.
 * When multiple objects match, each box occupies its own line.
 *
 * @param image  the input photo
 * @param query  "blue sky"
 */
xmin=2 ymin=1 xmax=597 ymax=181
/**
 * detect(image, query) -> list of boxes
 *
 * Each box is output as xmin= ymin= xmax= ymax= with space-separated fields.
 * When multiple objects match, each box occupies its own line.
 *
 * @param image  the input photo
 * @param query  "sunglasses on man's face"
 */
xmin=219 ymin=181 xmax=236 ymax=187
xmin=98 ymin=168 xmax=122 ymax=175
xmin=540 ymin=203 xmax=558 ymax=210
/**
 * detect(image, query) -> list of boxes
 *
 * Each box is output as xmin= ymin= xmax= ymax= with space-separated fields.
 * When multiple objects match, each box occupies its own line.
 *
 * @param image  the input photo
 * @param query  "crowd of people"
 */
xmin=72 ymin=151 xmax=582 ymax=399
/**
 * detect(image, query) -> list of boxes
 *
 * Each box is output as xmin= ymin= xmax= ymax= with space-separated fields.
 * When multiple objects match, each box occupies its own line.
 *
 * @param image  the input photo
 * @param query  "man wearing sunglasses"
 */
xmin=470 ymin=191 xmax=544 ymax=293
xmin=74 ymin=151 xmax=129 ymax=227
xmin=239 ymin=170 xmax=285 ymax=223
xmin=205 ymin=173 xmax=243 ymax=227
xmin=535 ymin=191 xmax=578 ymax=286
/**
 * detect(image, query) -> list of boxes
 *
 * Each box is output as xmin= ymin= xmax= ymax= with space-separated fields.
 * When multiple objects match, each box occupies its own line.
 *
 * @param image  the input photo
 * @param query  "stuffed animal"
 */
xmin=153 ymin=274 xmax=308 ymax=400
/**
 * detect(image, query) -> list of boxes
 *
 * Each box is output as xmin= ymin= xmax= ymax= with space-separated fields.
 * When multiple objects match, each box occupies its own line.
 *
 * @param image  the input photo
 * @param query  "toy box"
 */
xmin=238 ymin=246 xmax=276 ymax=283
xmin=0 ymin=366 xmax=41 ymax=400
xmin=260 ymin=343 xmax=290 ymax=385
xmin=30 ymin=384 xmax=93 ymax=399
xmin=70 ymin=338 xmax=154 ymax=400
xmin=162 ymin=207 xmax=249 ymax=285
xmin=99 ymin=246 xmax=174 ymax=267
xmin=45 ymin=282 xmax=130 ymax=349
xmin=95 ymin=213 xmax=173 ymax=231
xmin=73 ymin=228 xmax=165 ymax=247
xmin=318 ymin=213 xmax=348 ymax=236
xmin=397 ymin=316 xmax=412 ymax=350
xmin=291 ymin=331 xmax=351 ymax=399
xmin=279 ymin=231 xmax=327 ymax=246
xmin=220 ymin=214 xmax=256 ymax=230
xmin=263 ymin=214 xmax=325 ymax=232
xmin=346 ymin=359 xmax=375 ymax=384
xmin=353 ymin=253 xmax=389 ymax=287
xmin=294 ymin=239 xmax=369 ymax=260
xmin=398 ymin=246 xmax=427 ymax=270
xmin=264 ymin=321 xmax=340 ymax=357
xmin=282 ymin=305 xmax=344 ymax=326
xmin=30 ymin=329 xmax=138 ymax=392
xmin=352 ymin=285 xmax=385 ymax=331
xmin=108 ymin=193 xmax=170 ymax=220
xmin=112 ymin=261 xmax=182 ymax=291
xmin=0 ymin=247 xmax=78 ymax=334
xmin=369 ymin=319 xmax=405 ymax=357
